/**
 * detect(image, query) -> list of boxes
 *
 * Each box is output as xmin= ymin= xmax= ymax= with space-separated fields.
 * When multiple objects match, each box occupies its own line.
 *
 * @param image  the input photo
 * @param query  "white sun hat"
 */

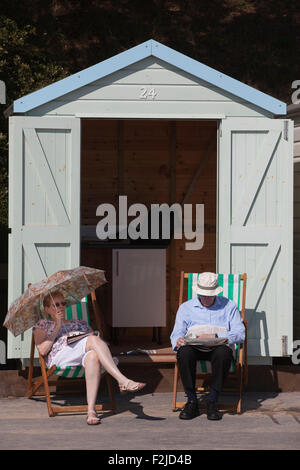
xmin=193 ymin=272 xmax=223 ymax=297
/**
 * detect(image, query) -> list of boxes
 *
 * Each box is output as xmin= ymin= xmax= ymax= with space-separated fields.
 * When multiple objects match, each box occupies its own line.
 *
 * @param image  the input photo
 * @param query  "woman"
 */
xmin=33 ymin=290 xmax=146 ymax=425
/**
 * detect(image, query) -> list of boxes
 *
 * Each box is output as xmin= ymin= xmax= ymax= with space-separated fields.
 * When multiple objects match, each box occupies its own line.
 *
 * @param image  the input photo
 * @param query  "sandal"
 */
xmin=87 ymin=410 xmax=101 ymax=425
xmin=119 ymin=380 xmax=146 ymax=394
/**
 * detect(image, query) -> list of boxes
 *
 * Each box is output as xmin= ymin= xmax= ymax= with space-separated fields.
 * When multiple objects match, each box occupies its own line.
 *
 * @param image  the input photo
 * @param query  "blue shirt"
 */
xmin=170 ymin=296 xmax=245 ymax=351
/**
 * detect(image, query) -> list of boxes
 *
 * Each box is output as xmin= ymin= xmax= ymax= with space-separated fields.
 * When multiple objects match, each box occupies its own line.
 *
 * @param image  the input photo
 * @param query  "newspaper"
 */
xmin=184 ymin=324 xmax=228 ymax=347
xmin=66 ymin=330 xmax=99 ymax=345
xmin=119 ymin=349 xmax=157 ymax=356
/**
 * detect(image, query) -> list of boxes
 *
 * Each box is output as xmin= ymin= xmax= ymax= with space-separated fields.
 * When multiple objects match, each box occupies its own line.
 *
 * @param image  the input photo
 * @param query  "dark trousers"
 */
xmin=176 ymin=345 xmax=233 ymax=393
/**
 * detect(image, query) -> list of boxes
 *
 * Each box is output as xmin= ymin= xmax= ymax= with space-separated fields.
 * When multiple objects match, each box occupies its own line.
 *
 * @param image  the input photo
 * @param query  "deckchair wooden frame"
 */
xmin=172 ymin=272 xmax=248 ymax=414
xmin=27 ymin=290 xmax=116 ymax=417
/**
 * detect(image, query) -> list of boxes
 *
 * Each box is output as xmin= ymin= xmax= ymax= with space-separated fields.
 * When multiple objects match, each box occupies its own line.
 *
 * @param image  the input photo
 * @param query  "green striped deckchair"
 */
xmin=188 ymin=273 xmax=242 ymax=375
xmin=27 ymin=291 xmax=116 ymax=417
xmin=172 ymin=272 xmax=247 ymax=414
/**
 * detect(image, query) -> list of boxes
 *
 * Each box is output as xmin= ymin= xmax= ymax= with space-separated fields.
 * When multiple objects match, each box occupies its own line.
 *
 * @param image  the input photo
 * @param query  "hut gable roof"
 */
xmin=13 ymin=39 xmax=286 ymax=115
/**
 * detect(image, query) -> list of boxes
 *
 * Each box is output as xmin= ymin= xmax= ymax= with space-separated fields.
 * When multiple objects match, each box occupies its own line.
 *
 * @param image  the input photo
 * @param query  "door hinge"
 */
xmin=283 ymin=121 xmax=289 ymax=141
xmin=281 ymin=335 xmax=288 ymax=356
xmin=219 ymin=121 xmax=222 ymax=138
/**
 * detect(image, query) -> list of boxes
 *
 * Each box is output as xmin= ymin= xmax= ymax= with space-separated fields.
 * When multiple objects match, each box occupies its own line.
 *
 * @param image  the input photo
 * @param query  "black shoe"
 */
xmin=179 ymin=401 xmax=200 ymax=420
xmin=206 ymin=401 xmax=222 ymax=420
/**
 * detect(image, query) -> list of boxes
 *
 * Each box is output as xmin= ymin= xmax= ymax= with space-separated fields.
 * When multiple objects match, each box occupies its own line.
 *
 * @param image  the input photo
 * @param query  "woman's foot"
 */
xmin=119 ymin=379 xmax=146 ymax=394
xmin=87 ymin=410 xmax=101 ymax=425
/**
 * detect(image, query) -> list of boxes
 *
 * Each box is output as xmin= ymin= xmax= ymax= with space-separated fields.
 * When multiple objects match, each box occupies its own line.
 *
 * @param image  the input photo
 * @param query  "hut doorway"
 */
xmin=80 ymin=119 xmax=217 ymax=343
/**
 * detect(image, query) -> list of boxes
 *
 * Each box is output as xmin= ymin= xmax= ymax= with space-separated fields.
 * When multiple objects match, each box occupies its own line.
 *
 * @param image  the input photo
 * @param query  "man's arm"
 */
xmin=170 ymin=304 xmax=188 ymax=351
xmin=217 ymin=303 xmax=245 ymax=345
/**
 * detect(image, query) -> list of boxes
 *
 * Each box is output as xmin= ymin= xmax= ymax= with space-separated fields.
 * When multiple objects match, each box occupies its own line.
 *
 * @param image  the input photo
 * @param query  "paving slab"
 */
xmin=0 ymin=392 xmax=300 ymax=450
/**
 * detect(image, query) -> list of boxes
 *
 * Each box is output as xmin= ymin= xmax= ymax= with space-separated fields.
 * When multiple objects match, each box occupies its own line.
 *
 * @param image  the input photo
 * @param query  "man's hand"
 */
xmin=176 ymin=337 xmax=187 ymax=348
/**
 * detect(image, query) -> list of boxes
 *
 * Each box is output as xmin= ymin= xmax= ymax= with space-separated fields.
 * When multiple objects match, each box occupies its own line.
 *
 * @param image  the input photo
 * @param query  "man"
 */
xmin=170 ymin=272 xmax=245 ymax=421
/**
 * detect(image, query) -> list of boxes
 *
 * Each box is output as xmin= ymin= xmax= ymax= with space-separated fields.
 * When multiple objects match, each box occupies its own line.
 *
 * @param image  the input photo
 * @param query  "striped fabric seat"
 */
xmin=46 ymin=297 xmax=107 ymax=379
xmin=52 ymin=298 xmax=119 ymax=378
xmin=54 ymin=360 xmax=119 ymax=378
xmin=187 ymin=274 xmax=242 ymax=374
xmin=66 ymin=297 xmax=90 ymax=323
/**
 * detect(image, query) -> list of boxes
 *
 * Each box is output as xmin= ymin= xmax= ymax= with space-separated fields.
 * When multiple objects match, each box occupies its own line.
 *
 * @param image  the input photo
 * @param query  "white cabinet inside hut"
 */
xmin=112 ymin=249 xmax=166 ymax=328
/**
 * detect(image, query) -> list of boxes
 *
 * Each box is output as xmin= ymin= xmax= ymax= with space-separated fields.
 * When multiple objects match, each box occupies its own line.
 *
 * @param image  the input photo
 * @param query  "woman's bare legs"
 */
xmin=85 ymin=335 xmax=145 ymax=391
xmin=84 ymin=350 xmax=101 ymax=424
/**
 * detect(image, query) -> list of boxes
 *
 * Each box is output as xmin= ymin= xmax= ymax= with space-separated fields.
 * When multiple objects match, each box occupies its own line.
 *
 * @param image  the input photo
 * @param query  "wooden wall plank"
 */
xmin=29 ymin=99 xmax=271 ymax=118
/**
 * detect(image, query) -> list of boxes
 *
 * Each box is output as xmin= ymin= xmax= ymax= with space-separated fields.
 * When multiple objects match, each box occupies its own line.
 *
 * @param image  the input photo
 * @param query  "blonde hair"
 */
xmin=43 ymin=290 xmax=65 ymax=308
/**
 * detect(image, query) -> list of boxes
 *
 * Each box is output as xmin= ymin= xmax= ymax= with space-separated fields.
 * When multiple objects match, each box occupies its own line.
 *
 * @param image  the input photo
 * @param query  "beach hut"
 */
xmin=6 ymin=39 xmax=293 ymax=366
xmin=285 ymin=104 xmax=300 ymax=342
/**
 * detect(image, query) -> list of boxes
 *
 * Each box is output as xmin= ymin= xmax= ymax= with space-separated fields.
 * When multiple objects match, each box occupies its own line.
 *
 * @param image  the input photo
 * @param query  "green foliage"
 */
xmin=0 ymin=16 xmax=68 ymax=102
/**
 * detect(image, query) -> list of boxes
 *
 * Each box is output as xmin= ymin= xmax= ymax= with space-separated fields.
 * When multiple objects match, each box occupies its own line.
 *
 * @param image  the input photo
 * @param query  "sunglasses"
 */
xmin=53 ymin=301 xmax=67 ymax=307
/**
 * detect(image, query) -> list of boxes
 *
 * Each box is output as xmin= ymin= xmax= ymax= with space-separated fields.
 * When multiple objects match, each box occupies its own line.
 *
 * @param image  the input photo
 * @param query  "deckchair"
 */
xmin=172 ymin=272 xmax=247 ymax=414
xmin=27 ymin=290 xmax=116 ymax=417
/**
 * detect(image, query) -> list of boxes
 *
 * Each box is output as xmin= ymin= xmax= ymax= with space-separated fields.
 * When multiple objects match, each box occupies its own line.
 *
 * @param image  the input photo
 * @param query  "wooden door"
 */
xmin=8 ymin=116 xmax=81 ymax=359
xmin=218 ymin=118 xmax=293 ymax=358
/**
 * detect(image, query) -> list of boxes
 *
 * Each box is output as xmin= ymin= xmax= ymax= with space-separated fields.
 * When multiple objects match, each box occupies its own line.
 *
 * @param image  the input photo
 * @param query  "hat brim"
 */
xmin=193 ymin=285 xmax=223 ymax=297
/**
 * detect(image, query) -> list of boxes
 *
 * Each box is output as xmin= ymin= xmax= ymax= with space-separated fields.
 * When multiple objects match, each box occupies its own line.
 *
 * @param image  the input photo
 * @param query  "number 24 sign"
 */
xmin=139 ymin=88 xmax=157 ymax=100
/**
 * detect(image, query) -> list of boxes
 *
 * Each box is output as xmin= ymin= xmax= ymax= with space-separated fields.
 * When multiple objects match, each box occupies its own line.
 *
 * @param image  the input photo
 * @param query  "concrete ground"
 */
xmin=1 ymin=391 xmax=300 ymax=450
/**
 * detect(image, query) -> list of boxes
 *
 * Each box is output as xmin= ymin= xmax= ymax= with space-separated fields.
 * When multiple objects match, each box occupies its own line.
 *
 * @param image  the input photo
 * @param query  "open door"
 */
xmin=218 ymin=117 xmax=293 ymax=359
xmin=7 ymin=116 xmax=81 ymax=360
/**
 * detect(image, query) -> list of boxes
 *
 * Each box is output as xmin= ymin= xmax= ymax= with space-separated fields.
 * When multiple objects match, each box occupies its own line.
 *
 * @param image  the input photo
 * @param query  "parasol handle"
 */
xmin=83 ymin=273 xmax=92 ymax=288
